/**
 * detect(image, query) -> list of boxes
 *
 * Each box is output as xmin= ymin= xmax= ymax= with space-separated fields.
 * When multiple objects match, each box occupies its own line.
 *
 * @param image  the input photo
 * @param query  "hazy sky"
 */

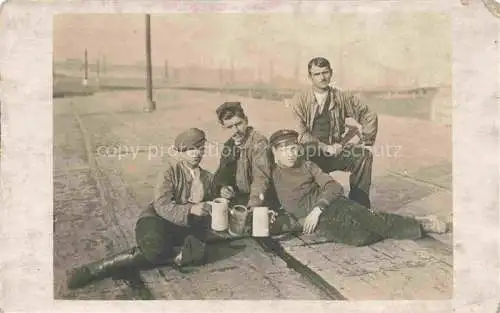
xmin=54 ymin=12 xmax=451 ymax=86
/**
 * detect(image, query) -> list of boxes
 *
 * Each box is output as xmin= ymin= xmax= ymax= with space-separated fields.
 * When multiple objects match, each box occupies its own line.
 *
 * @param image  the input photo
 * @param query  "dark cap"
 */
xmin=174 ymin=128 xmax=206 ymax=152
xmin=216 ymin=101 xmax=243 ymax=121
xmin=269 ymin=129 xmax=299 ymax=147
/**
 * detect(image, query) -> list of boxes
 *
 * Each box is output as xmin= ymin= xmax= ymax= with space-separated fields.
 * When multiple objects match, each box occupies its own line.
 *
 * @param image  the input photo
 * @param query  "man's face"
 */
xmin=222 ymin=115 xmax=249 ymax=141
xmin=309 ymin=65 xmax=332 ymax=90
xmin=273 ymin=143 xmax=300 ymax=168
xmin=180 ymin=145 xmax=205 ymax=167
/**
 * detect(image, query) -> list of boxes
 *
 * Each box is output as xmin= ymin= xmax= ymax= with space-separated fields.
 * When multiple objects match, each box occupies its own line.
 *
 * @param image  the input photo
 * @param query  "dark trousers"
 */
xmin=303 ymin=142 xmax=373 ymax=208
xmin=271 ymin=198 xmax=422 ymax=246
xmin=135 ymin=204 xmax=210 ymax=265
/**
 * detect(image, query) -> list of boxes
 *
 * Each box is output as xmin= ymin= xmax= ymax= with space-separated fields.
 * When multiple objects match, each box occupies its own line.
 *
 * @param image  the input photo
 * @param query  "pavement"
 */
xmin=53 ymin=87 xmax=453 ymax=300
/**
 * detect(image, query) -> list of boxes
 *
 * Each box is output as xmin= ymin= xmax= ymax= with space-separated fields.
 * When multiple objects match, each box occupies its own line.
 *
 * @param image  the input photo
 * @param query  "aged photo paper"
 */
xmin=0 ymin=0 xmax=499 ymax=312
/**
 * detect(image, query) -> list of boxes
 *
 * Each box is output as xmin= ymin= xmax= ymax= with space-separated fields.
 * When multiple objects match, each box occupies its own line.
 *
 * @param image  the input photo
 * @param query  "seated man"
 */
xmin=289 ymin=57 xmax=378 ymax=209
xmin=268 ymin=129 xmax=447 ymax=246
xmin=213 ymin=101 xmax=279 ymax=209
xmin=67 ymin=128 xmax=214 ymax=289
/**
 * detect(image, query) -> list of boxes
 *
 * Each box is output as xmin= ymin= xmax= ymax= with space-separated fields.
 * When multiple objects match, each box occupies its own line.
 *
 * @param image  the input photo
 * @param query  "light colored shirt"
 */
xmin=186 ymin=166 xmax=205 ymax=203
xmin=313 ymin=90 xmax=329 ymax=114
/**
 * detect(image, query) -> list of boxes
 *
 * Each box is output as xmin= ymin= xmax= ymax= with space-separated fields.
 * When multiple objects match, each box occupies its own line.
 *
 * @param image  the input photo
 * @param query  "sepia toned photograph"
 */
xmin=53 ymin=11 xmax=453 ymax=301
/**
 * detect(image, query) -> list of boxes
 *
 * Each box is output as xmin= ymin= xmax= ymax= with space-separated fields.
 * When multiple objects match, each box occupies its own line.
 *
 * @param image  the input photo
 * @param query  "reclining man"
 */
xmin=213 ymin=101 xmax=279 ymax=210
xmin=268 ymin=129 xmax=447 ymax=246
xmin=67 ymin=128 xmax=214 ymax=289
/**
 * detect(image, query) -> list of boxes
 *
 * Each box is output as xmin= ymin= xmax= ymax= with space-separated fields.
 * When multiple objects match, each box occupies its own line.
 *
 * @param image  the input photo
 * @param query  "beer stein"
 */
xmin=210 ymin=198 xmax=229 ymax=232
xmin=228 ymin=205 xmax=250 ymax=236
xmin=252 ymin=206 xmax=275 ymax=237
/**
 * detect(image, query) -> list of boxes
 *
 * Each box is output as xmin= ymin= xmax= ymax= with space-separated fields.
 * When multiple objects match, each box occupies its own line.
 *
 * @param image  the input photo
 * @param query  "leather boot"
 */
xmin=67 ymin=246 xmax=149 ymax=290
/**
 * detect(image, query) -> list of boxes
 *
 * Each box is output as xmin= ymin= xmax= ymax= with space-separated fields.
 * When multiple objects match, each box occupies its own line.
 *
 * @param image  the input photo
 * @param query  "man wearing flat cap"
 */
xmin=67 ymin=128 xmax=214 ymax=289
xmin=268 ymin=129 xmax=448 ymax=245
xmin=213 ymin=101 xmax=278 ymax=210
xmin=289 ymin=57 xmax=377 ymax=209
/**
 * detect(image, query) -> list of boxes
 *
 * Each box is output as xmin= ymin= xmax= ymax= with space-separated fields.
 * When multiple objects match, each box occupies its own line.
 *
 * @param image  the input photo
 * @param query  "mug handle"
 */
xmin=204 ymin=201 xmax=214 ymax=215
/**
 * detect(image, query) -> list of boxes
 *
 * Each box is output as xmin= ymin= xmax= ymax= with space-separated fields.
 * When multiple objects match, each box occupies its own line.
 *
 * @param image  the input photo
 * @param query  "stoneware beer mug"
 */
xmin=228 ymin=205 xmax=250 ymax=237
xmin=210 ymin=198 xmax=229 ymax=232
xmin=252 ymin=206 xmax=274 ymax=237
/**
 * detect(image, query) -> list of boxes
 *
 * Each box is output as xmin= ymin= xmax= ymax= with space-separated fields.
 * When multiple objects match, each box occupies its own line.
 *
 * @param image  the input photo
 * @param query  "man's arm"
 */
xmin=290 ymin=93 xmax=329 ymax=150
xmin=342 ymin=91 xmax=378 ymax=146
xmin=153 ymin=167 xmax=194 ymax=227
xmin=212 ymin=142 xmax=237 ymax=196
xmin=201 ymin=169 xmax=216 ymax=201
xmin=247 ymin=139 xmax=273 ymax=207
xmin=304 ymin=161 xmax=344 ymax=209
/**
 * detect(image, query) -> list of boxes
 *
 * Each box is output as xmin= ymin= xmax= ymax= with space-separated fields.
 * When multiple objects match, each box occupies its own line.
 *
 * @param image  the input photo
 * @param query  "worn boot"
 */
xmin=67 ymin=246 xmax=149 ymax=290
xmin=416 ymin=214 xmax=448 ymax=234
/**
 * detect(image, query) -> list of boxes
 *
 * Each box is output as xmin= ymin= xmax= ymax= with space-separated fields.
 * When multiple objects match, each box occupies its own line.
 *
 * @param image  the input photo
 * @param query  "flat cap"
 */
xmin=216 ymin=101 xmax=243 ymax=119
xmin=269 ymin=129 xmax=299 ymax=147
xmin=174 ymin=128 xmax=206 ymax=152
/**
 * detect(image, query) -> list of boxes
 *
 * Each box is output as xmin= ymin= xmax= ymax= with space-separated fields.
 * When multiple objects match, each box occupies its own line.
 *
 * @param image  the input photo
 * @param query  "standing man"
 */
xmin=213 ymin=101 xmax=278 ymax=210
xmin=289 ymin=57 xmax=378 ymax=209
xmin=268 ymin=129 xmax=447 ymax=245
xmin=67 ymin=128 xmax=214 ymax=289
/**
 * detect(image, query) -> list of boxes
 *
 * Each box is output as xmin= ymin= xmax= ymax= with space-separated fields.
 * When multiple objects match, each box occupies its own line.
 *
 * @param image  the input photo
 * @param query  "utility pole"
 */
xmin=96 ymin=59 xmax=100 ymax=85
xmin=219 ymin=63 xmax=223 ymax=85
xmin=257 ymin=62 xmax=262 ymax=84
xmin=269 ymin=59 xmax=274 ymax=84
xmin=164 ymin=59 xmax=169 ymax=83
xmin=144 ymin=14 xmax=156 ymax=113
xmin=102 ymin=55 xmax=107 ymax=75
xmin=82 ymin=48 xmax=88 ymax=86
xmin=230 ymin=58 xmax=235 ymax=85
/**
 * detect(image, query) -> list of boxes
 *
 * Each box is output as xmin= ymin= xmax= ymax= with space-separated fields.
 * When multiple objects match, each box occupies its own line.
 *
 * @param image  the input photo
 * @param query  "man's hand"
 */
xmin=269 ymin=210 xmax=278 ymax=224
xmin=220 ymin=186 xmax=235 ymax=199
xmin=323 ymin=143 xmax=343 ymax=157
xmin=190 ymin=202 xmax=211 ymax=216
xmin=303 ymin=207 xmax=323 ymax=234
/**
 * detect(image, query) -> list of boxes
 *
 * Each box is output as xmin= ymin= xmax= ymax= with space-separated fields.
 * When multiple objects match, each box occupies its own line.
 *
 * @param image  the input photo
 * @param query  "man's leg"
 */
xmin=136 ymin=212 xmax=209 ymax=267
xmin=175 ymin=214 xmax=210 ymax=266
xmin=302 ymin=142 xmax=341 ymax=173
xmin=302 ymin=142 xmax=373 ymax=209
xmin=266 ymin=206 xmax=384 ymax=246
xmin=323 ymin=198 xmax=423 ymax=243
xmin=316 ymin=206 xmax=384 ymax=246
xmin=336 ymin=144 xmax=373 ymax=209
xmin=135 ymin=214 xmax=180 ymax=265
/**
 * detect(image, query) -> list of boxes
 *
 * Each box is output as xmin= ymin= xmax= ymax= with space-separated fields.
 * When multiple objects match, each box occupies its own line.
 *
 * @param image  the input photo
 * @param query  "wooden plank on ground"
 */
xmin=281 ymin=236 xmax=452 ymax=300
xmin=140 ymin=238 xmax=328 ymax=300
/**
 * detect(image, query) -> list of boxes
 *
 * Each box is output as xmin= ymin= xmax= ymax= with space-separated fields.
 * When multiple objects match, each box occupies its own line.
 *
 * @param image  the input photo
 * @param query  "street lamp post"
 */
xmin=82 ymin=48 xmax=88 ymax=86
xmin=144 ymin=14 xmax=156 ymax=113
